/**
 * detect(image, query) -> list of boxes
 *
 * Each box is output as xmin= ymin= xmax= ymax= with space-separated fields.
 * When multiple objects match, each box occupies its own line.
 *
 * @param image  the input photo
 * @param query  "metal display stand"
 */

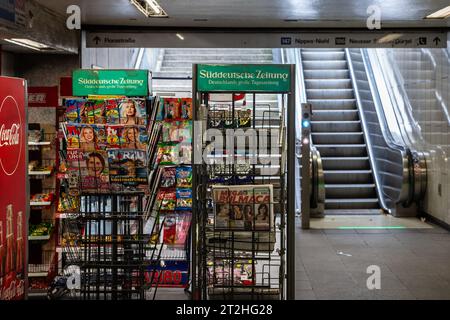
xmin=58 ymin=96 xmax=152 ymax=300
xmin=191 ymin=64 xmax=296 ymax=300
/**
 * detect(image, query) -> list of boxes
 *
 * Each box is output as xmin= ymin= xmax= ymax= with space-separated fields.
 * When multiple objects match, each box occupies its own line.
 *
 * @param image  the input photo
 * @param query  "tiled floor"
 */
xmin=295 ymin=219 xmax=450 ymax=300
xmin=153 ymin=217 xmax=450 ymax=300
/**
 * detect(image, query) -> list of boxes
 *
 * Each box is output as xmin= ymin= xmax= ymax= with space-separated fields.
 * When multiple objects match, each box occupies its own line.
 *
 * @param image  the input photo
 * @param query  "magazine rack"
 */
xmin=58 ymin=93 xmax=193 ymax=300
xmin=191 ymin=64 xmax=296 ymax=300
xmin=58 ymin=91 xmax=154 ymax=300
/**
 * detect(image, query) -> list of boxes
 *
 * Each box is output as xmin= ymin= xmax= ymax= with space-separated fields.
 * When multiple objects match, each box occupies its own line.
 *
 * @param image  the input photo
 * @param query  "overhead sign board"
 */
xmin=197 ymin=64 xmax=291 ymax=92
xmin=86 ymin=31 xmax=447 ymax=49
xmin=72 ymin=70 xmax=149 ymax=97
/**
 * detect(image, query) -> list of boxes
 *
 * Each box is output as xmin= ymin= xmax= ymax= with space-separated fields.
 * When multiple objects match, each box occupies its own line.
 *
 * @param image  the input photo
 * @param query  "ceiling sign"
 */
xmin=86 ymin=31 xmax=447 ymax=48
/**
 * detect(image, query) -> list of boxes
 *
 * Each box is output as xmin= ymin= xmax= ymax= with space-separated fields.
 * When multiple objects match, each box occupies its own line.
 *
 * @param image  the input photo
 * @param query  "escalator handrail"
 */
xmin=421 ymin=48 xmax=450 ymax=127
xmin=345 ymin=49 xmax=391 ymax=213
xmin=360 ymin=50 xmax=407 ymax=152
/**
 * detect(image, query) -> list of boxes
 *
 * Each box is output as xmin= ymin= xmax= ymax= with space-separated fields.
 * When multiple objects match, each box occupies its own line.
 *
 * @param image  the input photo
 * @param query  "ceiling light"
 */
xmin=130 ymin=0 xmax=167 ymax=17
xmin=176 ymin=33 xmax=184 ymax=40
xmin=146 ymin=0 xmax=161 ymax=14
xmin=4 ymin=38 xmax=50 ymax=51
xmin=376 ymin=33 xmax=403 ymax=44
xmin=425 ymin=6 xmax=450 ymax=19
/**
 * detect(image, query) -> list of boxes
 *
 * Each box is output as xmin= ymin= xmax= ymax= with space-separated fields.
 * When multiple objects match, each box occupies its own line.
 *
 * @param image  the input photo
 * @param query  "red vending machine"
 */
xmin=0 ymin=76 xmax=28 ymax=300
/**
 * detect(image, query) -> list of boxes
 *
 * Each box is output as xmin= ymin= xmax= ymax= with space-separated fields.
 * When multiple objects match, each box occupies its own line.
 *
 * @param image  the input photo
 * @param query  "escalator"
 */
xmin=294 ymin=48 xmax=428 ymax=218
xmin=302 ymin=49 xmax=380 ymax=214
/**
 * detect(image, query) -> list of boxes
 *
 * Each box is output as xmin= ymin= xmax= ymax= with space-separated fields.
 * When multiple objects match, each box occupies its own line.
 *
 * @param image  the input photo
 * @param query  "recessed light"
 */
xmin=130 ymin=0 xmax=168 ymax=18
xmin=425 ymin=6 xmax=450 ymax=19
xmin=4 ymin=38 xmax=50 ymax=51
xmin=176 ymin=33 xmax=184 ymax=40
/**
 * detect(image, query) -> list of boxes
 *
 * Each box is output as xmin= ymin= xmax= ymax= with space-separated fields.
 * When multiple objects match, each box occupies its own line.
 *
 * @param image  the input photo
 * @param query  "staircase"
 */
xmin=301 ymin=48 xmax=380 ymax=214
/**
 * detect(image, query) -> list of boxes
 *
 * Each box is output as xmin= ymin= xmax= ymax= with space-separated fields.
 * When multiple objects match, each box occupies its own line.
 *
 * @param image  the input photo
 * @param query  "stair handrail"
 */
xmin=345 ymin=49 xmax=392 ymax=213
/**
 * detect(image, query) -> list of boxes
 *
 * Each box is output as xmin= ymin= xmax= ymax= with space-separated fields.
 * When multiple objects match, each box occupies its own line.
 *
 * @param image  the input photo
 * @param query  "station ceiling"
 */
xmin=36 ymin=0 xmax=450 ymax=29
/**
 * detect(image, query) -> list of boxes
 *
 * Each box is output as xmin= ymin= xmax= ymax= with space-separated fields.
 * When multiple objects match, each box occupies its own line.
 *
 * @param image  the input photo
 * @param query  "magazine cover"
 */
xmin=178 ymin=121 xmax=192 ymax=144
xmin=94 ymin=124 xmax=107 ymax=149
xmin=78 ymin=100 xmax=95 ymax=124
xmin=106 ymin=125 xmax=125 ymax=148
xmin=66 ymin=125 xmax=81 ymax=149
xmin=212 ymin=185 xmax=273 ymax=231
xmin=180 ymin=98 xmax=192 ymax=120
xmin=122 ymin=125 xmax=148 ymax=150
xmin=175 ymin=212 xmax=192 ymax=245
xmin=92 ymin=100 xmax=106 ymax=124
xmin=210 ymin=259 xmax=254 ymax=286
xmin=79 ymin=150 xmax=110 ymax=192
xmin=118 ymin=98 xmax=147 ymax=125
xmin=107 ymin=149 xmax=148 ymax=191
xmin=163 ymin=98 xmax=180 ymax=120
xmin=65 ymin=99 xmax=85 ymax=123
xmin=66 ymin=148 xmax=86 ymax=169
xmin=162 ymin=121 xmax=179 ymax=143
xmin=105 ymin=99 xmax=120 ymax=124
xmin=163 ymin=215 xmax=177 ymax=245
xmin=78 ymin=124 xmax=97 ymax=151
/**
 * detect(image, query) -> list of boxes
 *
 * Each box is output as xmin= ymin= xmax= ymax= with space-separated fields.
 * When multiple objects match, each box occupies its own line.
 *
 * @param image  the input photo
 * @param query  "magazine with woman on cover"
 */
xmin=212 ymin=185 xmax=273 ymax=231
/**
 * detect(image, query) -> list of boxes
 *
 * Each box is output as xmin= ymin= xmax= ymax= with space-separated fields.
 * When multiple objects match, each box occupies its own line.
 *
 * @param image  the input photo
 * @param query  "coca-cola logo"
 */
xmin=0 ymin=96 xmax=23 ymax=176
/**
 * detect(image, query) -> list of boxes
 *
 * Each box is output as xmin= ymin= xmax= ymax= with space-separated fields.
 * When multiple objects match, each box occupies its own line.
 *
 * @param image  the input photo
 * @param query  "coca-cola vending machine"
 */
xmin=0 ymin=76 xmax=28 ymax=300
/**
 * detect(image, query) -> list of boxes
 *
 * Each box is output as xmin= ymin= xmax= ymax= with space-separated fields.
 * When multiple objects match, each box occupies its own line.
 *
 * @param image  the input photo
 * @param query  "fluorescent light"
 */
xmin=4 ymin=38 xmax=50 ymax=51
xmin=130 ymin=0 xmax=149 ymax=16
xmin=146 ymin=0 xmax=161 ymax=14
xmin=130 ymin=0 xmax=167 ymax=17
xmin=176 ymin=33 xmax=184 ymax=40
xmin=425 ymin=6 xmax=450 ymax=19
xmin=376 ymin=33 xmax=403 ymax=44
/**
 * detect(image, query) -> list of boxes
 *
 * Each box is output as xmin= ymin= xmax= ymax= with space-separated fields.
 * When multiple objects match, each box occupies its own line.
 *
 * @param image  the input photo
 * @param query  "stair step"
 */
xmin=312 ymin=132 xmax=364 ymax=144
xmin=301 ymin=51 xmax=346 ymax=61
xmin=308 ymin=99 xmax=357 ymax=110
xmin=325 ymin=184 xmax=377 ymax=198
xmin=306 ymin=89 xmax=354 ymax=100
xmin=303 ymin=60 xmax=347 ymax=70
xmin=315 ymin=144 xmax=367 ymax=157
xmin=311 ymin=120 xmax=361 ymax=132
xmin=305 ymin=79 xmax=352 ymax=89
xmin=321 ymin=156 xmax=370 ymax=170
xmin=324 ymin=198 xmax=379 ymax=210
xmin=304 ymin=69 xmax=350 ymax=79
xmin=324 ymin=209 xmax=382 ymax=215
xmin=312 ymin=110 xmax=359 ymax=121
xmin=323 ymin=170 xmax=373 ymax=184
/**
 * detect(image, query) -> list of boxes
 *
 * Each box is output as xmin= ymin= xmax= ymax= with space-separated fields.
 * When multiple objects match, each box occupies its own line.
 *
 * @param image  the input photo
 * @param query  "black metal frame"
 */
xmin=191 ymin=64 xmax=296 ymax=300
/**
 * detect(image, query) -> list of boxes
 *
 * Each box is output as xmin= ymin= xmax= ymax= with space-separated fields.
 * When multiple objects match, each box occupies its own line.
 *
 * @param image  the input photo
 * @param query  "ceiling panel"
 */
xmin=36 ymin=0 xmax=450 ymax=28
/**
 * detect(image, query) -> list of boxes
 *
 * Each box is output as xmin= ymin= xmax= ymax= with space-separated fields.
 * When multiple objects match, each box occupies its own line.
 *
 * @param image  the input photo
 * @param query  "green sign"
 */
xmin=197 ymin=64 xmax=291 ymax=93
xmin=73 ymin=69 xmax=149 ymax=96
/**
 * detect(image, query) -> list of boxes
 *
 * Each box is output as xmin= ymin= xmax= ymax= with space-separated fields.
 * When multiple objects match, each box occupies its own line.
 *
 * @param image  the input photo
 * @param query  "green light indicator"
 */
xmin=338 ymin=226 xmax=406 ymax=230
